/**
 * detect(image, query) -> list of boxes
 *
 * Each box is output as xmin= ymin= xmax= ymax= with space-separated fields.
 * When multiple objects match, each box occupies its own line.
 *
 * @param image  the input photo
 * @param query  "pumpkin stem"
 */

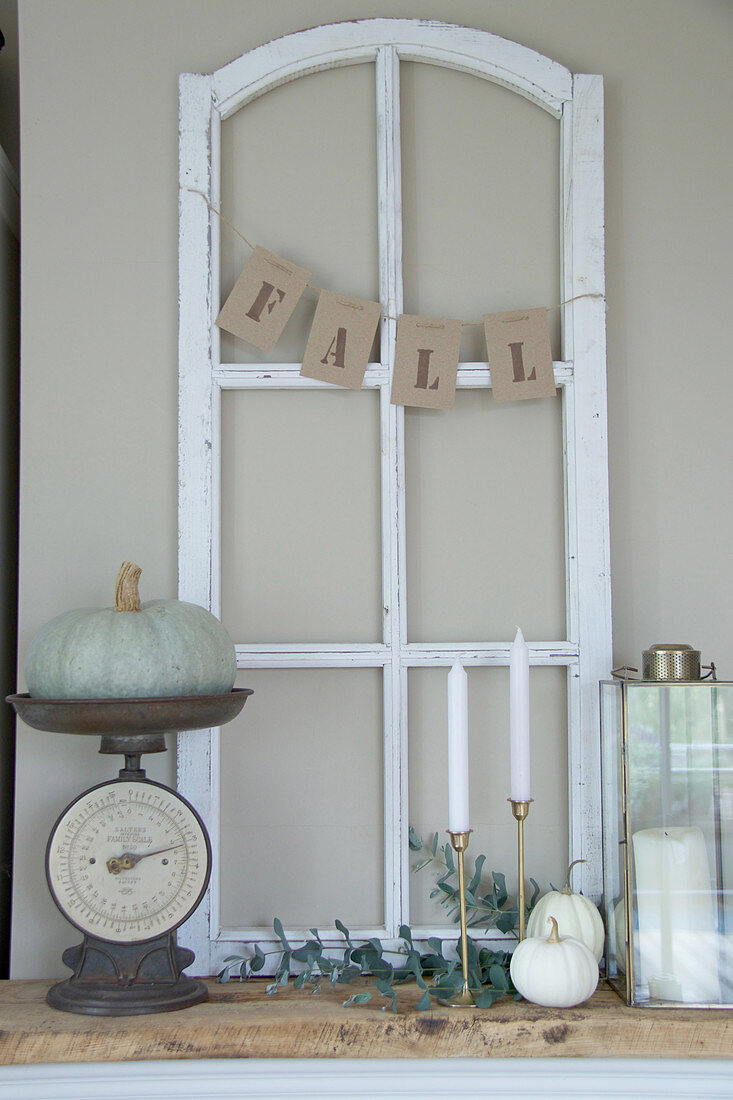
xmin=547 ymin=916 xmax=561 ymax=943
xmin=114 ymin=561 xmax=142 ymax=612
xmin=562 ymin=858 xmax=586 ymax=894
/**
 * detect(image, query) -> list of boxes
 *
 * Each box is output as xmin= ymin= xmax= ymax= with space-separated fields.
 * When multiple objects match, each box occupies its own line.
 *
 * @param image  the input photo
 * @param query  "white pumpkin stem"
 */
xmin=547 ymin=915 xmax=561 ymax=943
xmin=562 ymin=858 xmax=586 ymax=894
xmin=114 ymin=561 xmax=142 ymax=612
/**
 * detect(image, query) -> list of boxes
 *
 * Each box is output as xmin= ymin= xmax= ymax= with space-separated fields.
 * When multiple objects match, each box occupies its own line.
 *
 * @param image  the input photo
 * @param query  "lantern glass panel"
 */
xmin=601 ymin=680 xmax=733 ymax=1007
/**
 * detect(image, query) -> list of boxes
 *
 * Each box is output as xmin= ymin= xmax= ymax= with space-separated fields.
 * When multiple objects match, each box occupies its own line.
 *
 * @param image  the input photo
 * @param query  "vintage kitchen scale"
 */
xmin=7 ymin=689 xmax=251 ymax=1016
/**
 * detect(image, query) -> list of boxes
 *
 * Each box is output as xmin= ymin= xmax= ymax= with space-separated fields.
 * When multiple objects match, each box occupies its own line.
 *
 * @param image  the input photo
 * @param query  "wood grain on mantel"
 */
xmin=0 ymin=980 xmax=731 ymax=1064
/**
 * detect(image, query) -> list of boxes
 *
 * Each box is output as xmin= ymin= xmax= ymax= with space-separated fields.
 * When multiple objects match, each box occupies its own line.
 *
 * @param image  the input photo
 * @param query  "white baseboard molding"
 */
xmin=0 ymin=1057 xmax=731 ymax=1099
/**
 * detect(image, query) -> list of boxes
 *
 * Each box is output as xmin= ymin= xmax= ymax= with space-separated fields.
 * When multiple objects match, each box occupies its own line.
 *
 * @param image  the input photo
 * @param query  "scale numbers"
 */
xmin=46 ymin=778 xmax=211 ymax=944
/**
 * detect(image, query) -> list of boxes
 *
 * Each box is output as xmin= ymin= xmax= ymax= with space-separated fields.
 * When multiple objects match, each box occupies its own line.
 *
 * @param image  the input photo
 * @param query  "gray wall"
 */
xmin=11 ymin=0 xmax=733 ymax=976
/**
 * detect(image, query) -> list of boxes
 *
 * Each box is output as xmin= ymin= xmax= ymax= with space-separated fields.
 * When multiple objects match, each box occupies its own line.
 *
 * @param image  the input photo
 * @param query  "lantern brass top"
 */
xmin=642 ymin=643 xmax=701 ymax=681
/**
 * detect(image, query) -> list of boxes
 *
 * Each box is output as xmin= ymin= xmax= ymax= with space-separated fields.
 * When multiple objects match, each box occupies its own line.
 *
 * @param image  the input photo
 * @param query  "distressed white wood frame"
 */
xmin=178 ymin=18 xmax=611 ymax=974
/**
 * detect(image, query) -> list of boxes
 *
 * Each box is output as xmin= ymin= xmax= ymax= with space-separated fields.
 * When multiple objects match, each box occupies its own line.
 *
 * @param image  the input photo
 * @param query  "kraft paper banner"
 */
xmin=483 ymin=307 xmax=556 ymax=403
xmin=390 ymin=314 xmax=462 ymax=409
xmin=300 ymin=290 xmax=382 ymax=389
xmin=216 ymin=246 xmax=312 ymax=353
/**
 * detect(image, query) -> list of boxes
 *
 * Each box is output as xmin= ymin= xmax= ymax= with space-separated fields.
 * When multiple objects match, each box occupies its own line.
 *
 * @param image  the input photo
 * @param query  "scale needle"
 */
xmin=106 ymin=845 xmax=183 ymax=875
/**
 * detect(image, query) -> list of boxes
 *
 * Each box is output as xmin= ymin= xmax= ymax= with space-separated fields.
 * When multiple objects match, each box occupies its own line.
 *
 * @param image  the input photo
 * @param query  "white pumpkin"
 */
xmin=510 ymin=916 xmax=599 ymax=1007
xmin=526 ymin=859 xmax=605 ymax=963
xmin=25 ymin=561 xmax=237 ymax=700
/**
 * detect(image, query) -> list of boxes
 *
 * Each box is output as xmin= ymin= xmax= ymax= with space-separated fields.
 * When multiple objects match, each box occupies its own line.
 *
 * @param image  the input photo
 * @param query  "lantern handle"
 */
xmin=611 ymin=666 xmax=638 ymax=681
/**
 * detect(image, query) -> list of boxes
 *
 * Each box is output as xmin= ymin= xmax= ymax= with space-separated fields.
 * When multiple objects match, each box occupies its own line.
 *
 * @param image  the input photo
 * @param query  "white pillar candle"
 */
xmin=509 ymin=627 xmax=531 ymax=801
xmin=632 ymin=826 xmax=719 ymax=1003
xmin=447 ymin=660 xmax=470 ymax=833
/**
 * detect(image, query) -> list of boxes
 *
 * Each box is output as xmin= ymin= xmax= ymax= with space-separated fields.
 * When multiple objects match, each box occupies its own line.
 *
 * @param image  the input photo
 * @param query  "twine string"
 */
xmin=186 ymin=189 xmax=605 ymax=325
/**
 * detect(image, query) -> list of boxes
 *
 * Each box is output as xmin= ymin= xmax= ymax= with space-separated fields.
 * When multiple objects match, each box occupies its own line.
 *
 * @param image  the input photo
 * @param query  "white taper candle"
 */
xmin=510 ymin=627 xmax=531 ymax=801
xmin=447 ymin=660 xmax=470 ymax=833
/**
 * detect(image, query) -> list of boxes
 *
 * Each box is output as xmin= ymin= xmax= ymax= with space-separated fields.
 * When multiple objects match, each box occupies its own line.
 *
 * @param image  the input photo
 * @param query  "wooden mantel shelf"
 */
xmin=0 ymin=979 xmax=731 ymax=1064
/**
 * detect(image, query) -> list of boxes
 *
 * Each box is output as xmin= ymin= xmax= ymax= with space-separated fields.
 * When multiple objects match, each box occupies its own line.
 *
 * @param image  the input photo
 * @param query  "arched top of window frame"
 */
xmin=208 ymin=19 xmax=572 ymax=119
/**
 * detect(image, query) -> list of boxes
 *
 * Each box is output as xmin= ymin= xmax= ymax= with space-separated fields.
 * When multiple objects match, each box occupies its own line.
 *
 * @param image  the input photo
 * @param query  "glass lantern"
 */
xmin=600 ymin=647 xmax=732 ymax=1007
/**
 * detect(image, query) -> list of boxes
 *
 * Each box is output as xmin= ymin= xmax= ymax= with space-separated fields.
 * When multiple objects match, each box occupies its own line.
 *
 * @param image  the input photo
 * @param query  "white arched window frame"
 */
xmin=178 ymin=19 xmax=610 ymax=973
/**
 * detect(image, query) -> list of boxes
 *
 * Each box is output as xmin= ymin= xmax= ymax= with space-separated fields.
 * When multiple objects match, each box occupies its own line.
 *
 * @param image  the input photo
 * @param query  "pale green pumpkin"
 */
xmin=25 ymin=562 xmax=237 ymax=700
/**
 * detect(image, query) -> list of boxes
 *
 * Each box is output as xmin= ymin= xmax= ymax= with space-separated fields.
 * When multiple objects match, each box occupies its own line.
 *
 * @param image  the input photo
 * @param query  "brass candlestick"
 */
xmin=509 ymin=799 xmax=533 ymax=941
xmin=439 ymin=830 xmax=478 ymax=1007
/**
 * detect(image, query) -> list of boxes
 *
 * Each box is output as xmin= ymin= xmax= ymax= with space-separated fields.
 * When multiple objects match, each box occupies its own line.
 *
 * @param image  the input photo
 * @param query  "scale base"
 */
xmin=48 ymin=933 xmax=208 ymax=1016
xmin=46 ymin=974 xmax=208 ymax=1016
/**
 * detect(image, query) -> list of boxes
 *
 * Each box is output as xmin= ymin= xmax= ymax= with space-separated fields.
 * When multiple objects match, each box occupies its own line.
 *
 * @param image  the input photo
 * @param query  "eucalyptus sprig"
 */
xmin=409 ymin=827 xmax=540 ymax=934
xmin=217 ymin=829 xmax=540 ymax=1011
xmin=217 ymin=917 xmax=517 ymax=1011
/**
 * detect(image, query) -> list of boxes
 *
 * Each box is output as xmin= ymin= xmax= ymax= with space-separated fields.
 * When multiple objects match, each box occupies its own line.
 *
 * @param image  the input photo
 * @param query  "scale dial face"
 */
xmin=46 ymin=778 xmax=211 ymax=944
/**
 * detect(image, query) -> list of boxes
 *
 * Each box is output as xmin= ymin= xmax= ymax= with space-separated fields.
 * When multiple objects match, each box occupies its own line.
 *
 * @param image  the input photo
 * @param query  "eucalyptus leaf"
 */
xmin=406 ymin=955 xmax=426 ymax=988
xmin=468 ymin=853 xmax=486 ymax=895
xmin=489 ymin=964 xmax=509 ymax=991
xmin=368 ymin=956 xmax=393 ymax=981
xmin=334 ymin=919 xmax=352 ymax=943
xmin=420 ymin=953 xmax=449 ymax=975
xmin=273 ymin=917 xmax=289 ymax=948
xmin=492 ymin=871 xmax=508 ymax=907
xmin=343 ymin=992 xmax=372 ymax=1006
xmin=416 ymin=990 xmax=432 ymax=1012
xmin=430 ymin=974 xmax=462 ymax=997
xmin=464 ymin=937 xmax=479 ymax=967
xmin=274 ymin=950 xmax=291 ymax=986
xmin=496 ymin=912 xmax=517 ymax=935
xmin=474 ymin=988 xmax=502 ymax=1009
